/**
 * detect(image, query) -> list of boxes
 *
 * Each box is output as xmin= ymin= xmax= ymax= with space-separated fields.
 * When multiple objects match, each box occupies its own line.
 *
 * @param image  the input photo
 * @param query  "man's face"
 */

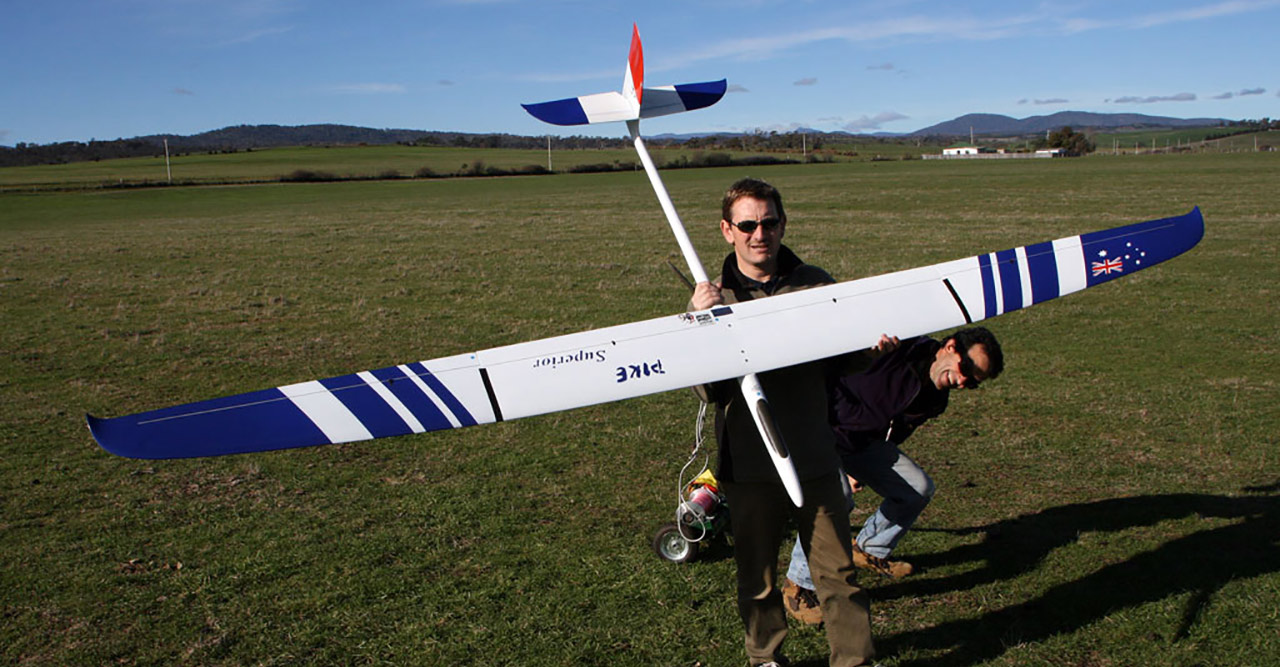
xmin=929 ymin=339 xmax=992 ymax=390
xmin=720 ymin=196 xmax=785 ymax=278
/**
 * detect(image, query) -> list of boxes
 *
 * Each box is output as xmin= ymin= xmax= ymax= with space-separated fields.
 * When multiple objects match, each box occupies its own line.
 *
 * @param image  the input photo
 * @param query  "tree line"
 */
xmin=0 ymin=125 xmax=847 ymax=168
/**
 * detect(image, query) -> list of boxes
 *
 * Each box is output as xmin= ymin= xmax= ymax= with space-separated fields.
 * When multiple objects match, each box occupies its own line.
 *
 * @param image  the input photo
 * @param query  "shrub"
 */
xmin=282 ymin=169 xmax=338 ymax=182
xmin=569 ymin=163 xmax=619 ymax=174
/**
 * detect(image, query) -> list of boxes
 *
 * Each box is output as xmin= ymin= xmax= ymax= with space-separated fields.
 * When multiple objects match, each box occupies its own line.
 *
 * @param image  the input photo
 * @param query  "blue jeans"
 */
xmin=787 ymin=440 xmax=936 ymax=588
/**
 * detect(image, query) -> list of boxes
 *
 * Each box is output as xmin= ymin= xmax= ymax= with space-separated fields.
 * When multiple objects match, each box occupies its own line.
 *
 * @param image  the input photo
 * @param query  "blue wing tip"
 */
xmin=85 ymin=413 xmax=103 ymax=436
xmin=521 ymin=99 xmax=589 ymax=126
xmin=87 ymin=413 xmax=152 ymax=459
xmin=1184 ymin=205 xmax=1205 ymax=245
xmin=86 ymin=413 xmax=121 ymax=455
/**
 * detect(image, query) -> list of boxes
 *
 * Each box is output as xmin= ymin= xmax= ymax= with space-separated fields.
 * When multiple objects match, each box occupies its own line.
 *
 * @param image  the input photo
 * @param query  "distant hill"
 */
xmin=1 ymin=114 xmax=1245 ymax=168
xmin=0 ymin=124 xmax=630 ymax=168
xmin=912 ymin=111 xmax=1229 ymax=137
xmin=145 ymin=124 xmax=435 ymax=149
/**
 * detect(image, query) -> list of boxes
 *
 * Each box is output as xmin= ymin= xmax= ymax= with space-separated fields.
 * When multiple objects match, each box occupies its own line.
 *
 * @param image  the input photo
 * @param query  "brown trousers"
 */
xmin=723 ymin=473 xmax=875 ymax=667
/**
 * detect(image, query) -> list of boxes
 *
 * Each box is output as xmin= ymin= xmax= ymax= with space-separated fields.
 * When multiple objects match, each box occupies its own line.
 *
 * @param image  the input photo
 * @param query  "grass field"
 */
xmin=0 ymin=144 xmax=835 ymax=192
xmin=2 ymin=152 xmax=1277 ymax=666
xmin=1091 ymin=129 xmax=1280 ymax=154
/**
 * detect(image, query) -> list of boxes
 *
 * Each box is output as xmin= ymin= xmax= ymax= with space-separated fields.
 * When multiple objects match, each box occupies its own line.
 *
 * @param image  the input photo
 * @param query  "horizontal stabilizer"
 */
xmin=522 ymin=80 xmax=726 ymax=126
xmin=523 ymin=91 xmax=634 ymax=126
xmin=640 ymin=80 xmax=727 ymax=119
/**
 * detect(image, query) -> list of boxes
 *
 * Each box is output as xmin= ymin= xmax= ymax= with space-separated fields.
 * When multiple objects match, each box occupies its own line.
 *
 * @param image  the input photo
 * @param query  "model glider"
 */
xmin=524 ymin=25 xmax=817 ymax=503
xmin=87 ymin=28 xmax=1205 ymax=513
xmin=87 ymin=206 xmax=1205 ymax=460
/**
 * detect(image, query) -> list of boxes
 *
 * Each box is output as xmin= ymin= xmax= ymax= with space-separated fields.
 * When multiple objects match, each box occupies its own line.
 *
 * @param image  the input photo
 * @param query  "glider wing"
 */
xmin=88 ymin=207 xmax=1203 ymax=459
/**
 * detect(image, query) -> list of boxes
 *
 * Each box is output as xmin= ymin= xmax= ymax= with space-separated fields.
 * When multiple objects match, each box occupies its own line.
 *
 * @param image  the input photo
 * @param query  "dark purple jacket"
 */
xmin=829 ymin=336 xmax=950 ymax=460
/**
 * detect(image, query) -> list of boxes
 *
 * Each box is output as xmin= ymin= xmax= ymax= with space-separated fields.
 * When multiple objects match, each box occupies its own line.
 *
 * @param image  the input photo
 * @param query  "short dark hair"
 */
xmin=950 ymin=326 xmax=1004 ymax=379
xmin=722 ymin=177 xmax=786 ymax=223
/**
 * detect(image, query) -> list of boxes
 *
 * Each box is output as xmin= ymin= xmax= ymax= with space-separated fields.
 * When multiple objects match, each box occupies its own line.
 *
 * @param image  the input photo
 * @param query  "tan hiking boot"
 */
xmin=852 ymin=543 xmax=914 ymax=578
xmin=781 ymin=578 xmax=823 ymax=626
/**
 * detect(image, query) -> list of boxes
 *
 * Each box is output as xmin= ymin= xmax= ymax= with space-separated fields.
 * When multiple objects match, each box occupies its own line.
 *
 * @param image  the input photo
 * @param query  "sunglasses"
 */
xmin=955 ymin=345 xmax=982 ymax=389
xmin=728 ymin=217 xmax=782 ymax=234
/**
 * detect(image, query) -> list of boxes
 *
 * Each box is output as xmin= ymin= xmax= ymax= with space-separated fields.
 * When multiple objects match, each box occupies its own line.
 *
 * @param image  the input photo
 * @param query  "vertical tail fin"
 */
xmin=623 ymin=24 xmax=644 ymax=110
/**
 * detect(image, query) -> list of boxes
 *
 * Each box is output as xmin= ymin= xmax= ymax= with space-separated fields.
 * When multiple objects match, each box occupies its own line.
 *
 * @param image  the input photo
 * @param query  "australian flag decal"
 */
xmin=1082 ymin=220 xmax=1171 ymax=288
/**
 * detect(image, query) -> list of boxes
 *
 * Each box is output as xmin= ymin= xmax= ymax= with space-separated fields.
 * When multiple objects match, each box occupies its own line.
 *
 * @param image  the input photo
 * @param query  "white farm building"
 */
xmin=942 ymin=146 xmax=991 ymax=156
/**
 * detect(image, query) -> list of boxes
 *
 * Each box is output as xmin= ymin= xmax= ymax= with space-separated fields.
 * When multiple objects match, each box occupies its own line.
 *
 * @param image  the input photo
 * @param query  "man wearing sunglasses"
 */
xmin=783 ymin=327 xmax=1004 ymax=626
xmin=690 ymin=178 xmax=880 ymax=667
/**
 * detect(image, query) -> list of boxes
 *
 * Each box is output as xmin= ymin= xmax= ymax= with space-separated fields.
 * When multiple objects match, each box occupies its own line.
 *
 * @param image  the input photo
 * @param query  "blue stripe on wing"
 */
xmin=1026 ymin=241 xmax=1060 ymax=304
xmin=367 ymin=366 xmax=454 ymax=431
xmin=995 ymin=248 xmax=1022 ymax=313
xmin=86 ymin=387 xmax=329 ymax=459
xmin=407 ymin=362 xmax=477 ymax=426
xmin=319 ymin=374 xmax=415 ymax=439
xmin=978 ymin=253 xmax=997 ymax=319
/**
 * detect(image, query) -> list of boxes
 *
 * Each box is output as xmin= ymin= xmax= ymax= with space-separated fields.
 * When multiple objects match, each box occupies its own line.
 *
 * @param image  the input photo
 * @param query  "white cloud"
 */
xmin=841 ymin=112 xmax=910 ymax=131
xmin=1113 ymin=93 xmax=1197 ymax=104
xmin=667 ymin=1 xmax=1280 ymax=68
xmin=748 ymin=122 xmax=814 ymax=133
xmin=727 ymin=84 xmax=750 ymax=93
xmin=515 ymin=2 xmax=1280 ymax=90
xmin=668 ymin=15 xmax=1039 ymax=68
xmin=794 ymin=77 xmax=818 ymax=86
xmin=1128 ymin=0 xmax=1280 ymax=29
xmin=1213 ymin=87 xmax=1266 ymax=100
xmin=1062 ymin=0 xmax=1280 ymax=33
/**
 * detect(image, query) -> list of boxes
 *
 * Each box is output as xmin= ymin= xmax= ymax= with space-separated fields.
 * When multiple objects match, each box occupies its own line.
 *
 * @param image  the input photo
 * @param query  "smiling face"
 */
xmin=929 ymin=338 xmax=992 ymax=391
xmin=721 ymin=196 xmax=785 ymax=282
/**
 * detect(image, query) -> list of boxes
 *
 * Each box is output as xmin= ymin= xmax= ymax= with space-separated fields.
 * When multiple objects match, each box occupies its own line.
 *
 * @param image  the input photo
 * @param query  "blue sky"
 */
xmin=3 ymin=0 xmax=1278 ymax=146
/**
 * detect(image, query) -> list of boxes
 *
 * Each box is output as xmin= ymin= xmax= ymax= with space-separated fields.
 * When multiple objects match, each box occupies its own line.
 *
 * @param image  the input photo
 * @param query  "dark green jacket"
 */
xmin=694 ymin=246 xmax=860 ymax=483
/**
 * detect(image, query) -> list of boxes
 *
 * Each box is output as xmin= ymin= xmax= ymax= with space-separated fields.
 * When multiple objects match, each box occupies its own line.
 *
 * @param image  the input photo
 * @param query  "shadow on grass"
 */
xmin=857 ymin=485 xmax=1280 ymax=666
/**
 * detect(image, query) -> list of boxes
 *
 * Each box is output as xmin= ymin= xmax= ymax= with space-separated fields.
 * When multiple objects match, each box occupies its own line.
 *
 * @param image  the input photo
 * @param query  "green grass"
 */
xmin=1093 ymin=128 xmax=1280 ymax=153
xmin=2 ymin=153 xmax=1277 ymax=666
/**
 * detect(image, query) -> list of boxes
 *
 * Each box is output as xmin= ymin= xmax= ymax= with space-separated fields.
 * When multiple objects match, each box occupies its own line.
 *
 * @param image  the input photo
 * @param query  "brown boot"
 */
xmin=852 ymin=543 xmax=914 ymax=578
xmin=782 ymin=578 xmax=823 ymax=626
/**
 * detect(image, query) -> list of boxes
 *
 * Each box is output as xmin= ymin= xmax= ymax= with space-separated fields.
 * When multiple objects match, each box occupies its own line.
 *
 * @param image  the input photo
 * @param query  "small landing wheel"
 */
xmin=652 ymin=523 xmax=699 ymax=563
